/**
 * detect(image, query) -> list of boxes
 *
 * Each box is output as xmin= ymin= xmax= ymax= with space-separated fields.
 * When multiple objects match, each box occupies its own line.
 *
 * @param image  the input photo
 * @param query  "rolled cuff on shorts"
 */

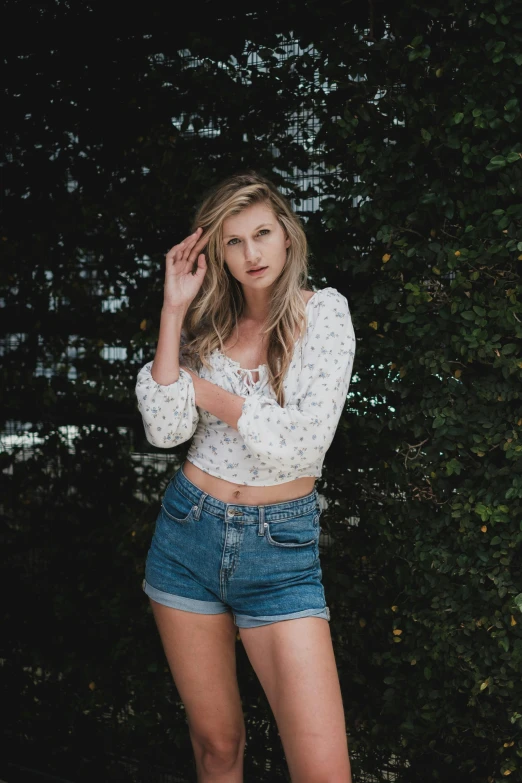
xmin=143 ymin=579 xmax=230 ymax=615
xmin=233 ymin=605 xmax=330 ymax=628
xmin=142 ymin=580 xmax=330 ymax=627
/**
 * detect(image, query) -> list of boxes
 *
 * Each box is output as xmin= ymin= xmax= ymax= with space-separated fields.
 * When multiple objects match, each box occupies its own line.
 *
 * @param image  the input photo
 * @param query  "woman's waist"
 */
xmin=183 ymin=459 xmax=316 ymax=506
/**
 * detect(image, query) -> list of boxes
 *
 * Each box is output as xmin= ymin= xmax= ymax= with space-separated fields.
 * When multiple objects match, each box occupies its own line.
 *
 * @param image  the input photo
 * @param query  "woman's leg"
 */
xmin=150 ymin=600 xmax=246 ymax=783
xmin=239 ymin=616 xmax=352 ymax=783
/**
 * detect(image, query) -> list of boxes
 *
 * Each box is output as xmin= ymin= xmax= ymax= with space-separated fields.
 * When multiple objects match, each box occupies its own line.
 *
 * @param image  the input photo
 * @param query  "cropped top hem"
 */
xmin=185 ymin=456 xmax=321 ymax=487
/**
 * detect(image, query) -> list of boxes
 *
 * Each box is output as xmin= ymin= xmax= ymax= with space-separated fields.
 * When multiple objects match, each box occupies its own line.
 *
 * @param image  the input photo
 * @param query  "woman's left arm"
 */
xmin=233 ymin=290 xmax=356 ymax=471
xmin=180 ymin=366 xmax=246 ymax=430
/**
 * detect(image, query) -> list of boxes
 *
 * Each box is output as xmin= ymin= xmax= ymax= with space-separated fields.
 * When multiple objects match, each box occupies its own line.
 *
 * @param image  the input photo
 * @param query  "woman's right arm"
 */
xmin=135 ymin=228 xmax=208 ymax=449
xmin=150 ymin=306 xmax=186 ymax=386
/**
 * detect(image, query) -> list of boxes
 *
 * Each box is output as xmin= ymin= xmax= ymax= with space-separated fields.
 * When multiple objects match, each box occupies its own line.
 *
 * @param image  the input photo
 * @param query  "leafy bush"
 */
xmin=1 ymin=2 xmax=521 ymax=781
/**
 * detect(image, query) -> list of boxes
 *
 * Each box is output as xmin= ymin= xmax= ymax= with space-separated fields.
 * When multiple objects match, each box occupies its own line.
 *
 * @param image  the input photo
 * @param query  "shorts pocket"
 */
xmin=265 ymin=512 xmax=319 ymax=549
xmin=160 ymin=484 xmax=197 ymax=525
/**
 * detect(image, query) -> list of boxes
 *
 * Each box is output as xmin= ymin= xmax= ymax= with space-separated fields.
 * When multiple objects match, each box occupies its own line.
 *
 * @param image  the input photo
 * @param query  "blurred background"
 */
xmin=2 ymin=1 xmax=522 ymax=781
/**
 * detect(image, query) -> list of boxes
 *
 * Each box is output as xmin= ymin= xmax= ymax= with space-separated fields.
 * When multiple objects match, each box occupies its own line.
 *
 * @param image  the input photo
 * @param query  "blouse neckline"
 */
xmin=214 ymin=289 xmax=324 ymax=373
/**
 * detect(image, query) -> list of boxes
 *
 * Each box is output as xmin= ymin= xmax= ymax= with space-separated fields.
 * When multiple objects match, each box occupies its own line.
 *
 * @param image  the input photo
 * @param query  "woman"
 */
xmin=135 ymin=172 xmax=356 ymax=783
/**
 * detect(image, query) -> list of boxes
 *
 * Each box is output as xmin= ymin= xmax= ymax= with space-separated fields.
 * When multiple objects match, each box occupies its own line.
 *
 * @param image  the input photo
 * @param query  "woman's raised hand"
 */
xmin=163 ymin=227 xmax=208 ymax=313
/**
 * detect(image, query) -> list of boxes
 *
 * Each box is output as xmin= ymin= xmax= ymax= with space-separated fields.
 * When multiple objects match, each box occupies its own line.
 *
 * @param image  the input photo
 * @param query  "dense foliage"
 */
xmin=2 ymin=1 xmax=521 ymax=781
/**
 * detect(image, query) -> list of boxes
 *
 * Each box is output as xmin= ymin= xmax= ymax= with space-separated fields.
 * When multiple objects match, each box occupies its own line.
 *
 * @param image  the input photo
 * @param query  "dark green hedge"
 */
xmin=1 ymin=1 xmax=521 ymax=781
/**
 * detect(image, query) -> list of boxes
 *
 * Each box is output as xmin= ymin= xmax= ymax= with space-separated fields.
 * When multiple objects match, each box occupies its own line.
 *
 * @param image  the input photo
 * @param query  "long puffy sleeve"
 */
xmin=236 ymin=288 xmax=356 ymax=471
xmin=135 ymin=353 xmax=199 ymax=448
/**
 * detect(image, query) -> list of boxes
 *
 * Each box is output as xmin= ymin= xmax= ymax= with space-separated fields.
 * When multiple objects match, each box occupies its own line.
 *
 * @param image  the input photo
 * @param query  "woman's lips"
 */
xmin=247 ymin=267 xmax=268 ymax=276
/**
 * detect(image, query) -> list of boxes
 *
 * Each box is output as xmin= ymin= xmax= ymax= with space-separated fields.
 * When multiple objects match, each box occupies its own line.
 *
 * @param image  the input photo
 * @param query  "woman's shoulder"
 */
xmin=303 ymin=286 xmax=347 ymax=309
xmin=303 ymin=287 xmax=351 ymax=336
xmin=301 ymin=289 xmax=315 ymax=305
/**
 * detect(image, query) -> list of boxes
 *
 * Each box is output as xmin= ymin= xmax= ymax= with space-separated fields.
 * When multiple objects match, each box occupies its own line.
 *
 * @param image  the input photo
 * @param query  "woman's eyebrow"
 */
xmin=223 ymin=222 xmax=272 ymax=239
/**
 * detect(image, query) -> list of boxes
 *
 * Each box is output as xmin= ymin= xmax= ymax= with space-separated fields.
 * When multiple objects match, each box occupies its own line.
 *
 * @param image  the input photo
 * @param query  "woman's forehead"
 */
xmin=222 ymin=202 xmax=275 ymax=234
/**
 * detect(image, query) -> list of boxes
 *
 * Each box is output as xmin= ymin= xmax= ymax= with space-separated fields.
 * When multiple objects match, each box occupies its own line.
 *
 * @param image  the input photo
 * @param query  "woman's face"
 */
xmin=221 ymin=202 xmax=290 ymax=289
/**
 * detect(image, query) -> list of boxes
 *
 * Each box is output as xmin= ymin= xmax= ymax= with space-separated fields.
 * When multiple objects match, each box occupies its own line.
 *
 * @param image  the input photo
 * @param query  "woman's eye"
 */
xmin=227 ymin=230 xmax=269 ymax=246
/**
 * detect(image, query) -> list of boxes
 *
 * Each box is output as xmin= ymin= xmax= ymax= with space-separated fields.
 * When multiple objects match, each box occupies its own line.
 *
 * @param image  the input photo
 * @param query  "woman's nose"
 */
xmin=243 ymin=240 xmax=260 ymax=262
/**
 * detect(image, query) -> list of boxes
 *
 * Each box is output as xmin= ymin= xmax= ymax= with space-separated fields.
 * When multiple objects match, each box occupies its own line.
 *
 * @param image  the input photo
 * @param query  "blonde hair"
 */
xmin=181 ymin=171 xmax=311 ymax=407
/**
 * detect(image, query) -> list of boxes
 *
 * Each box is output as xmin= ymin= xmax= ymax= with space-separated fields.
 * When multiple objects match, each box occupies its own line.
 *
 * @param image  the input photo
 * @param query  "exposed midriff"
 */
xmin=182 ymin=458 xmax=316 ymax=505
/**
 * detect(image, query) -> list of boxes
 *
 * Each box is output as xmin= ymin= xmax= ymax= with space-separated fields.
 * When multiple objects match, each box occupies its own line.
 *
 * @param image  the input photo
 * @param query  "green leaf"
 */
xmin=486 ymin=155 xmax=507 ymax=170
xmin=499 ymin=638 xmax=509 ymax=653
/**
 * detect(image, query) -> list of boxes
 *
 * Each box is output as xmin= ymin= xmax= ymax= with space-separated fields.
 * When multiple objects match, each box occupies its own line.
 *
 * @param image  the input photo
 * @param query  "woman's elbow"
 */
xmin=147 ymin=418 xmax=199 ymax=449
xmin=143 ymin=425 xmax=169 ymax=449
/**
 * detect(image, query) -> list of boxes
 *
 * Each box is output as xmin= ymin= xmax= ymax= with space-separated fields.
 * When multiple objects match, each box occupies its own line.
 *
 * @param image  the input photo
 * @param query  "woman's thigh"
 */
xmin=239 ymin=617 xmax=352 ymax=783
xmin=149 ymin=600 xmax=245 ymax=745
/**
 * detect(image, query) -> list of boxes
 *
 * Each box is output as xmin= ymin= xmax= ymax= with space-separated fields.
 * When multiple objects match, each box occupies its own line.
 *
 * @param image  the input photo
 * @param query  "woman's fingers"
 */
xmin=178 ymin=227 xmax=202 ymax=262
xmin=166 ymin=228 xmax=201 ymax=264
xmin=177 ymin=227 xmax=207 ymax=265
xmin=165 ymin=227 xmax=208 ymax=271
xmin=177 ymin=233 xmax=200 ymax=267
xmin=187 ymin=230 xmax=209 ymax=265
xmin=165 ymin=243 xmax=184 ymax=264
xmin=167 ymin=228 xmax=201 ymax=256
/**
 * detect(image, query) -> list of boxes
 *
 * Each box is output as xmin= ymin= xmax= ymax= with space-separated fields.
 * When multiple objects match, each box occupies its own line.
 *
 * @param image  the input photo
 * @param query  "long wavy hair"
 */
xmin=180 ymin=171 xmax=311 ymax=407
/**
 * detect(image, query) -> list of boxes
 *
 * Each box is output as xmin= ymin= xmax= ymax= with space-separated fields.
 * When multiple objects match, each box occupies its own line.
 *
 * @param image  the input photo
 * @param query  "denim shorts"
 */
xmin=142 ymin=463 xmax=330 ymax=628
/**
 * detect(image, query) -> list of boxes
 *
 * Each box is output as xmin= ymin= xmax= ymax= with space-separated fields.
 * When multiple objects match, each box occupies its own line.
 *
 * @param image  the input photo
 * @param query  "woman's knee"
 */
xmin=190 ymin=727 xmax=246 ymax=774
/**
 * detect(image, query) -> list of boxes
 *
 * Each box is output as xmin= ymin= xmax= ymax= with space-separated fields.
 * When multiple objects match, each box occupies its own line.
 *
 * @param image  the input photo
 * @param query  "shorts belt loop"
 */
xmin=258 ymin=506 xmax=265 ymax=537
xmin=193 ymin=492 xmax=208 ymax=521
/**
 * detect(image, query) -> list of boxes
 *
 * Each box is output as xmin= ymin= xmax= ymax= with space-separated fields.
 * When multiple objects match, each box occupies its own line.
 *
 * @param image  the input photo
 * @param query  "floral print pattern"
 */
xmin=135 ymin=287 xmax=356 ymax=486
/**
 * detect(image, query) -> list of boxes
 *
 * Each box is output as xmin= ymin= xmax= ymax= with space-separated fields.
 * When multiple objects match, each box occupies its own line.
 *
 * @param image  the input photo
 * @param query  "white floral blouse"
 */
xmin=135 ymin=287 xmax=356 ymax=486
